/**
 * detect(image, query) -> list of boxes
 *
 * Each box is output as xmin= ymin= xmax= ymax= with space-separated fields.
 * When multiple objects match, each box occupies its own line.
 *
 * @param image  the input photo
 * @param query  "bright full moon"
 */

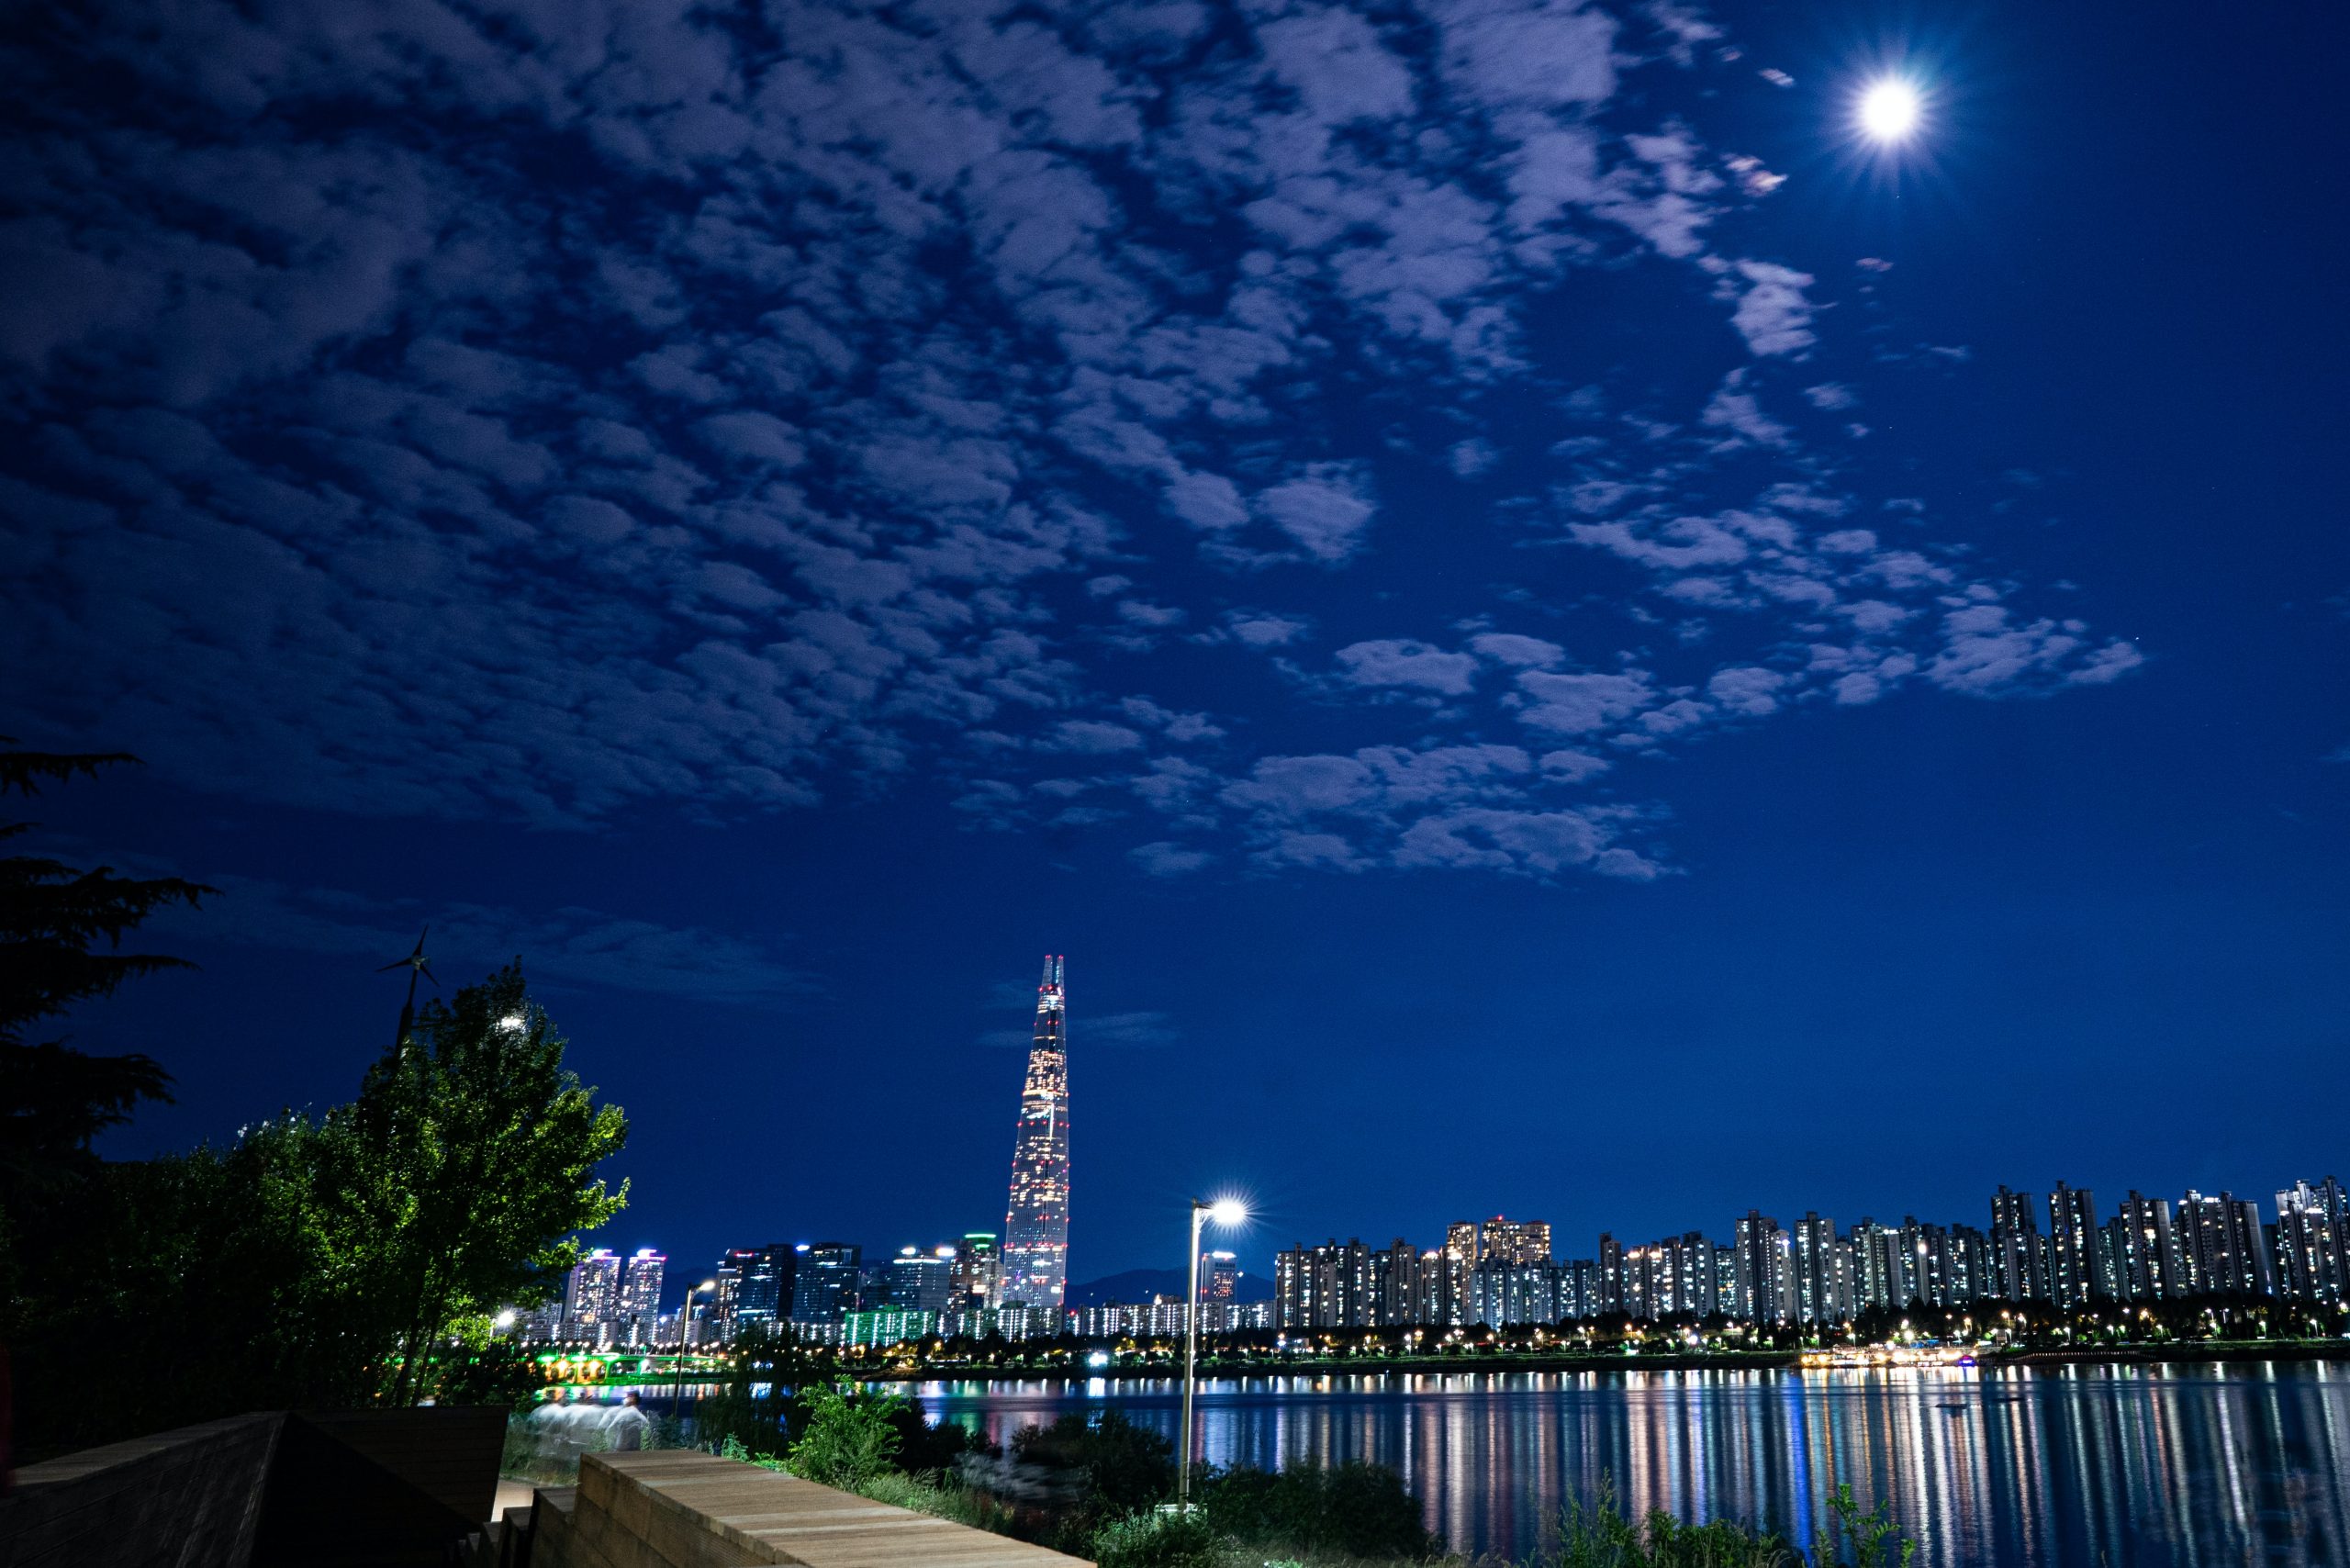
xmin=1859 ymin=79 xmax=1923 ymax=141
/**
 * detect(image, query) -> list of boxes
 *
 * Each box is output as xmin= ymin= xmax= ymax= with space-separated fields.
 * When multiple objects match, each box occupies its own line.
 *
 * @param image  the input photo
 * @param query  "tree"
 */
xmin=311 ymin=961 xmax=629 ymax=1402
xmin=0 ymin=741 xmax=211 ymax=1213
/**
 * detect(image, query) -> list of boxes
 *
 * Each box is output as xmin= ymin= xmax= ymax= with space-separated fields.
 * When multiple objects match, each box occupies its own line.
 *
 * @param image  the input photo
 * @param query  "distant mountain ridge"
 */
xmin=1066 ymin=1267 xmax=1273 ymax=1308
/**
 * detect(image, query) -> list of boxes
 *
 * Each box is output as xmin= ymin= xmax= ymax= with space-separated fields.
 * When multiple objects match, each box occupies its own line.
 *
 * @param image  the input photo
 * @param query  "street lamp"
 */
xmin=1181 ymin=1197 xmax=1248 ymax=1508
xmin=674 ymin=1278 xmax=719 ymax=1442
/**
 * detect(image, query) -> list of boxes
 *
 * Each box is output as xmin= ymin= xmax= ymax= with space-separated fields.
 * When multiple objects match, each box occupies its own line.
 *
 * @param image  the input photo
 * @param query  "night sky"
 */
xmin=6 ymin=0 xmax=2344 ymax=1308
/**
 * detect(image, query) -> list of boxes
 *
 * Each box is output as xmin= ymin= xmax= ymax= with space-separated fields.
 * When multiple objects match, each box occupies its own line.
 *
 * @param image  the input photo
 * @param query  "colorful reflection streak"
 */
xmin=914 ymin=1363 xmax=2350 ymax=1565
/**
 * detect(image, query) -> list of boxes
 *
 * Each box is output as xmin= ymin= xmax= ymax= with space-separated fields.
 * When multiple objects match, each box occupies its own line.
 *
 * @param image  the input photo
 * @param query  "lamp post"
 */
xmin=1181 ymin=1197 xmax=1248 ymax=1509
xmin=674 ymin=1278 xmax=718 ymax=1443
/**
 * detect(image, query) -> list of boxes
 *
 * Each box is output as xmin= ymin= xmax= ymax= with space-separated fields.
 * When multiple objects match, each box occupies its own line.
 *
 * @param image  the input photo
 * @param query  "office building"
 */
xmin=950 ymin=1233 xmax=1002 ymax=1308
xmin=1000 ymin=956 xmax=1072 ymax=1310
xmin=789 ymin=1242 xmax=862 ymax=1324
xmin=890 ymin=1246 xmax=957 ymax=1313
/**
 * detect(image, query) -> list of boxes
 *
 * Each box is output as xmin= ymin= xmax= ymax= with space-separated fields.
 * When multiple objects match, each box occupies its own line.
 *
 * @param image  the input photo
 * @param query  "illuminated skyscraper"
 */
xmin=950 ymin=1233 xmax=1002 ymax=1308
xmin=999 ymin=955 xmax=1071 ymax=1310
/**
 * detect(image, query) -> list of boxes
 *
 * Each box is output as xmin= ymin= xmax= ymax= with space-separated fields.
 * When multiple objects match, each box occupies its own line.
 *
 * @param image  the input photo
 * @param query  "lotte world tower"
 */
xmin=998 ymin=954 xmax=1070 ymax=1310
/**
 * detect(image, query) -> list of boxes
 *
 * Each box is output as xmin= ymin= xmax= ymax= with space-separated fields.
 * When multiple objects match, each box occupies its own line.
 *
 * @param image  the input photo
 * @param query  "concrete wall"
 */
xmin=0 ymin=1406 xmax=508 ymax=1568
xmin=0 ymin=1413 xmax=283 ymax=1568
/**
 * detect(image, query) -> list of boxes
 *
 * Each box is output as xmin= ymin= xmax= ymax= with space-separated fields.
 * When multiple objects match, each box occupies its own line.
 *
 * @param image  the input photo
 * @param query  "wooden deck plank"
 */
xmin=552 ymin=1451 xmax=1092 ymax=1568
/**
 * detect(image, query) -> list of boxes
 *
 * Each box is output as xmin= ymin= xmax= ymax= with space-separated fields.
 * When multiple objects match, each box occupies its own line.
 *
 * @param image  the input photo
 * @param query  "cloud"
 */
xmin=1334 ymin=639 xmax=1481 ymax=696
xmin=1470 ymin=633 xmax=1565 ymax=667
xmin=148 ymin=874 xmax=811 ymax=1005
xmin=1044 ymin=721 xmax=1147 ymax=754
xmin=1729 ymin=261 xmax=1816 ymax=356
xmin=1129 ymin=840 xmax=1214 ymax=877
xmin=0 ymin=0 xmax=2141 ymax=891
xmin=1253 ymin=466 xmax=1378 ymax=563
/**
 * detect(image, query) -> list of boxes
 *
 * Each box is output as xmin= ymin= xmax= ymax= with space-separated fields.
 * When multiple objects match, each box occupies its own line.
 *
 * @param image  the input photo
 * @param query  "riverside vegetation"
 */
xmin=0 ymin=743 xmax=632 ymax=1461
xmin=686 ymin=1380 xmax=1915 ymax=1568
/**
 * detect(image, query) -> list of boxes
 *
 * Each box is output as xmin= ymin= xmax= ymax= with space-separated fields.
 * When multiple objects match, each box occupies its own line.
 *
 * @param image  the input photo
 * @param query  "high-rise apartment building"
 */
xmin=1442 ymin=1223 xmax=1479 ymax=1326
xmin=789 ymin=1241 xmax=862 ymax=1324
xmin=1596 ymin=1233 xmax=1626 ymax=1316
xmin=1942 ymin=1224 xmax=1993 ymax=1305
xmin=1732 ymin=1212 xmax=1795 ymax=1324
xmin=2177 ymin=1191 xmax=2272 ymax=1297
xmin=1371 ymin=1240 xmax=1416 ymax=1326
xmin=1988 ymin=1186 xmax=2047 ymax=1302
xmin=1843 ymin=1220 xmax=1889 ymax=1311
xmin=1792 ymin=1214 xmax=1841 ymax=1325
xmin=1201 ymin=1249 xmax=1242 ymax=1305
xmin=2113 ymin=1192 xmax=2182 ymax=1302
xmin=621 ymin=1248 xmax=664 ymax=1313
xmin=2277 ymin=1179 xmax=2347 ymax=1304
xmin=565 ymin=1248 xmax=623 ymax=1344
xmin=1481 ymin=1216 xmax=1552 ymax=1265
xmin=1000 ymin=956 xmax=1071 ymax=1310
xmin=2048 ymin=1182 xmax=2101 ymax=1309
xmin=1274 ymin=1239 xmax=1377 ymax=1328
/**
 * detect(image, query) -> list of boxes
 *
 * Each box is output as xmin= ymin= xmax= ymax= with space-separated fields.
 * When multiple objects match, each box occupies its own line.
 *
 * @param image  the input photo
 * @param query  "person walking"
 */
xmin=609 ymin=1390 xmax=651 ymax=1452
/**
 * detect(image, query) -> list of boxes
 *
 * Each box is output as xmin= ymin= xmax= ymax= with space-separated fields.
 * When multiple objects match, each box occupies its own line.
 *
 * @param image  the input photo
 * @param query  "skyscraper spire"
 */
xmin=999 ymin=954 xmax=1070 ymax=1310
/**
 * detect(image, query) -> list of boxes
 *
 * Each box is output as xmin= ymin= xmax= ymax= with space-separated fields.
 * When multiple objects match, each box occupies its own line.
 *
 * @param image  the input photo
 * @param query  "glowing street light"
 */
xmin=673 ymin=1276 xmax=720 ymax=1435
xmin=1180 ymin=1196 xmax=1248 ymax=1507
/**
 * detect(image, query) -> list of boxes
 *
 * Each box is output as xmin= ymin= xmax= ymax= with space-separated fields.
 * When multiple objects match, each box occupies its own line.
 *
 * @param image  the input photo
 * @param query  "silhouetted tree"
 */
xmin=0 ymin=742 xmax=211 ymax=1214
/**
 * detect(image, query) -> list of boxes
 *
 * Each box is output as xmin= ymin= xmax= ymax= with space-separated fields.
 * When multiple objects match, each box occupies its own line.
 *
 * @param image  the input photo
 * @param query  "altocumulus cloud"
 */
xmin=0 ymin=0 xmax=2138 ymax=880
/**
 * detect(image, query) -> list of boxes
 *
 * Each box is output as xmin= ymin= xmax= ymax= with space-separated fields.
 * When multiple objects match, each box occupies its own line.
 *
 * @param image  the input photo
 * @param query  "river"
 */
xmin=903 ymin=1362 xmax=2350 ymax=1564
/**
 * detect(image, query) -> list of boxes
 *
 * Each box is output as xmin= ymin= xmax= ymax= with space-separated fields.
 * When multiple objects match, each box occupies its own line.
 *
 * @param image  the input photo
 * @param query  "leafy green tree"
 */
xmin=309 ymin=962 xmax=629 ymax=1402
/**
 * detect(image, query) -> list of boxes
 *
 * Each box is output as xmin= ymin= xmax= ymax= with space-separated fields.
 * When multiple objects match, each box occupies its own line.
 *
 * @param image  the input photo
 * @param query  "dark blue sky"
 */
xmin=6 ymin=0 xmax=2344 ymax=1305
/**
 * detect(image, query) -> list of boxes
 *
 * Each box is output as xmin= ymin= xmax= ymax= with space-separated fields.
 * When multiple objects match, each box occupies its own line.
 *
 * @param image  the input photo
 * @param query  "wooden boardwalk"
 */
xmin=537 ymin=1450 xmax=1092 ymax=1568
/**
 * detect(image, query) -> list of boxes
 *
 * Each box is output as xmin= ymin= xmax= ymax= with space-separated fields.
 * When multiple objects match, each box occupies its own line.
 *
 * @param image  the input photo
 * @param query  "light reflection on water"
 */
xmin=912 ymin=1363 xmax=2350 ymax=1565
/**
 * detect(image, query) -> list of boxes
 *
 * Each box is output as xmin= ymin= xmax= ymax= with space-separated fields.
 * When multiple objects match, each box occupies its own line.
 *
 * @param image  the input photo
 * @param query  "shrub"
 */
xmin=1545 ymin=1482 xmax=1916 ymax=1568
xmin=1091 ymin=1508 xmax=1222 ymax=1568
xmin=1550 ymin=1489 xmax=1792 ymax=1567
xmin=787 ymin=1384 xmax=903 ymax=1489
xmin=857 ymin=1469 xmax=1019 ymax=1536
xmin=1010 ymin=1408 xmax=1176 ymax=1517
xmin=1201 ymin=1461 xmax=1441 ymax=1561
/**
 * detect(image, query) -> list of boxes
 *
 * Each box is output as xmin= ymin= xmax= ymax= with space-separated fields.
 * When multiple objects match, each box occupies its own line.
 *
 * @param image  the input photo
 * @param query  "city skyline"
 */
xmin=560 ymin=1165 xmax=2346 ymax=1326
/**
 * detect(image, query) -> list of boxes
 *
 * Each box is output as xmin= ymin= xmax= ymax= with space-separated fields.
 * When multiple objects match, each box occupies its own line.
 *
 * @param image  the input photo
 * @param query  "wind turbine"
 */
xmin=377 ymin=926 xmax=437 ymax=1047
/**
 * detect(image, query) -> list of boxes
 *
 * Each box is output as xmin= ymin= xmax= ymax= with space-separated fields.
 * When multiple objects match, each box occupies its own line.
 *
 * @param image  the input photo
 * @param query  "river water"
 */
xmin=905 ymin=1363 xmax=2350 ymax=1565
